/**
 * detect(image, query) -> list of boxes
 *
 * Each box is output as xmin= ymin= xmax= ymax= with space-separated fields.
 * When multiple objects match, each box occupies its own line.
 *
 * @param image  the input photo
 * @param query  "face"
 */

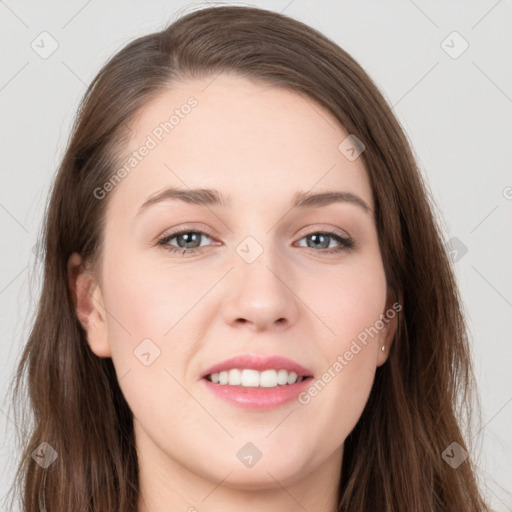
xmin=71 ymin=74 xmax=396 ymax=496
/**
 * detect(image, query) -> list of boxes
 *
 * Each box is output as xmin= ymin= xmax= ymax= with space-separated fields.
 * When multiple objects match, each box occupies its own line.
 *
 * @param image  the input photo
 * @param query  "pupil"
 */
xmin=308 ymin=233 xmax=329 ymax=249
xmin=178 ymin=233 xmax=200 ymax=248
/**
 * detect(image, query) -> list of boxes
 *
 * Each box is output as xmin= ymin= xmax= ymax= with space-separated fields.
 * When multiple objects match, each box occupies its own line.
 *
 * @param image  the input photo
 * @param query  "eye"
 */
xmin=157 ymin=228 xmax=354 ymax=256
xmin=295 ymin=231 xmax=354 ymax=254
xmin=157 ymin=229 xmax=215 ymax=255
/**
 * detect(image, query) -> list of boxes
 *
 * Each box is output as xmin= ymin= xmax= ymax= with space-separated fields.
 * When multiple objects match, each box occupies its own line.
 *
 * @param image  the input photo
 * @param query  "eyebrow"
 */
xmin=136 ymin=187 xmax=371 ymax=215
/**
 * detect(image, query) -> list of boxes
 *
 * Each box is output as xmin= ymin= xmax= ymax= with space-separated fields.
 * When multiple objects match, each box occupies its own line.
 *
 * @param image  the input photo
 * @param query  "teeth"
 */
xmin=260 ymin=369 xmax=277 ymax=388
xmin=207 ymin=369 xmax=305 ymax=388
xmin=241 ymin=369 xmax=260 ymax=387
xmin=228 ymin=369 xmax=242 ymax=385
xmin=277 ymin=369 xmax=288 ymax=385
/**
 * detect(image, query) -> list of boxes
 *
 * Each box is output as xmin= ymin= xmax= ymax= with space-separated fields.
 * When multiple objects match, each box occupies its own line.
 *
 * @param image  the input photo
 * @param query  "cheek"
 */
xmin=297 ymin=261 xmax=386 ymax=436
xmin=99 ymin=251 xmax=206 ymax=416
xmin=101 ymin=248 xmax=212 ymax=346
xmin=311 ymin=260 xmax=388 ymax=346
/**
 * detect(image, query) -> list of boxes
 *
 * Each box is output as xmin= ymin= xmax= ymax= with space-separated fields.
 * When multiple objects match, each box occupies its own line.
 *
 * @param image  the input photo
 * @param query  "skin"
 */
xmin=69 ymin=74 xmax=396 ymax=512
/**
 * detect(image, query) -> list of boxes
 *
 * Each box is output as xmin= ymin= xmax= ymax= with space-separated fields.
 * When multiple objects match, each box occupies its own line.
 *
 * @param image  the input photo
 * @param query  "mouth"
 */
xmin=203 ymin=368 xmax=312 ymax=388
xmin=200 ymin=355 xmax=314 ymax=410
xmin=201 ymin=360 xmax=313 ymax=412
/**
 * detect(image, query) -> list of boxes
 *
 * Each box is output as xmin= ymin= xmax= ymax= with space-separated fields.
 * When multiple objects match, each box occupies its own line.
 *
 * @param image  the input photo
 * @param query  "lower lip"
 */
xmin=201 ymin=377 xmax=312 ymax=411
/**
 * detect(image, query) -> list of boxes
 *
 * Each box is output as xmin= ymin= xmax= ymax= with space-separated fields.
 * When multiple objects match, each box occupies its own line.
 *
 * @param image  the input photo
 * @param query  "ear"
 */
xmin=376 ymin=298 xmax=399 ymax=367
xmin=68 ymin=252 xmax=111 ymax=358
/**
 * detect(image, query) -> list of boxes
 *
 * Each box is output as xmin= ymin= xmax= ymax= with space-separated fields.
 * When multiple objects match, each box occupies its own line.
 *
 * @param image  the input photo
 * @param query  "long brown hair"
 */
xmin=8 ymin=5 xmax=490 ymax=511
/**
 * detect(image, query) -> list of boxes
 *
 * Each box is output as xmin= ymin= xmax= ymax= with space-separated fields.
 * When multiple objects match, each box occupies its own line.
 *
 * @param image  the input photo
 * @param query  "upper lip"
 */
xmin=200 ymin=354 xmax=313 ymax=379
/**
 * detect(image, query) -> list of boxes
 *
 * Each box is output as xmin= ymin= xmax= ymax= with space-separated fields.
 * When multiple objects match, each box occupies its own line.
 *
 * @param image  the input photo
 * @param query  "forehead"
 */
xmin=109 ymin=73 xmax=372 ymax=214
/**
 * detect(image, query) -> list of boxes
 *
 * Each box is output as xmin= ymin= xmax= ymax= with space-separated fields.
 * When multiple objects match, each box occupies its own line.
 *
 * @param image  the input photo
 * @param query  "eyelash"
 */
xmin=156 ymin=227 xmax=355 ymax=256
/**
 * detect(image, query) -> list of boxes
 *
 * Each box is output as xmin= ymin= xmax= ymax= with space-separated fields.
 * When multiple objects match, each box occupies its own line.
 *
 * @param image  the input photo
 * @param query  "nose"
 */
xmin=221 ymin=254 xmax=300 ymax=332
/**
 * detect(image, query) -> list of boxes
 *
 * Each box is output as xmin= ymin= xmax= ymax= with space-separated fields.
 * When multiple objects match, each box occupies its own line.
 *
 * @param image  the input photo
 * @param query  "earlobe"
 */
xmin=67 ymin=252 xmax=111 ymax=358
xmin=376 ymin=301 xmax=399 ymax=367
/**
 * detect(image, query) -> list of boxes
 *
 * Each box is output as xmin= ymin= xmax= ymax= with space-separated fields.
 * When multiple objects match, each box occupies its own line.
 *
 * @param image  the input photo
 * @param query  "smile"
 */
xmin=205 ymin=368 xmax=306 ymax=387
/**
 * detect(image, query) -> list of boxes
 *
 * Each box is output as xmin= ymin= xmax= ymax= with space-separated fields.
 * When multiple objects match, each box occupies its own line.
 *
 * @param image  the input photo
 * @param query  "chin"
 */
xmin=202 ymin=445 xmax=313 ymax=489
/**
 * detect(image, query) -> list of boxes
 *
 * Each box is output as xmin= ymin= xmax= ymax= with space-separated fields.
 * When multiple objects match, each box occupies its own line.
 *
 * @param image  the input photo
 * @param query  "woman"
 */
xmin=9 ymin=5 xmax=490 ymax=511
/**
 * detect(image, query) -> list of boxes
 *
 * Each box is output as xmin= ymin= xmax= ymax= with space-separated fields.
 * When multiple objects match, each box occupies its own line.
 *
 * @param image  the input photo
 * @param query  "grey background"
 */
xmin=1 ymin=0 xmax=511 ymax=510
